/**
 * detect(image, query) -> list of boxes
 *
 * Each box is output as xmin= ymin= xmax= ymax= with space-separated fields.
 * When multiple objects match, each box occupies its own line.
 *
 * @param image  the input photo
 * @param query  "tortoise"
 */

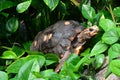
xmin=30 ymin=20 xmax=99 ymax=72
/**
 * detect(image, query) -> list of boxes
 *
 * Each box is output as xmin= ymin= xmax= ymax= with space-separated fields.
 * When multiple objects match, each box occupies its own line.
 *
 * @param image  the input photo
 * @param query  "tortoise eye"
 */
xmin=89 ymin=28 xmax=94 ymax=31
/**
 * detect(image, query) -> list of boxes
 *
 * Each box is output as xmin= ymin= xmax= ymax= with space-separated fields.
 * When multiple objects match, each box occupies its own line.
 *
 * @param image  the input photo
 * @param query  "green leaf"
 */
xmin=75 ymin=54 xmax=90 ymax=71
xmin=23 ymin=41 xmax=32 ymax=51
xmin=58 ymin=1 xmax=67 ymax=16
xmin=94 ymin=12 xmax=102 ymax=25
xmin=6 ymin=59 xmax=24 ymax=73
xmin=6 ymin=60 xmax=13 ymax=66
xmin=6 ymin=17 xmax=19 ymax=33
xmin=108 ymin=43 xmax=120 ymax=62
xmin=12 ymin=46 xmax=25 ymax=58
xmin=0 ymin=12 xmax=9 ymax=18
xmin=99 ymin=19 xmax=116 ymax=32
xmin=60 ymin=62 xmax=80 ymax=80
xmin=6 ymin=55 xmax=45 ymax=73
xmin=94 ymin=54 xmax=105 ymax=69
xmin=43 ymin=0 xmax=59 ymax=11
xmin=90 ymin=41 xmax=108 ymax=56
xmin=82 ymin=4 xmax=96 ymax=21
xmin=113 ymin=7 xmax=120 ymax=17
xmin=45 ymin=54 xmax=59 ymax=62
xmin=61 ymin=62 xmax=75 ymax=72
xmin=31 ymin=72 xmax=43 ymax=78
xmin=26 ymin=51 xmax=43 ymax=55
xmin=84 ymin=58 xmax=95 ymax=66
xmin=16 ymin=0 xmax=32 ymax=13
xmin=41 ymin=69 xmax=60 ymax=79
xmin=80 ymin=48 xmax=90 ymax=56
xmin=18 ymin=59 xmax=40 ymax=80
xmin=110 ymin=59 xmax=120 ymax=77
xmin=45 ymin=60 xmax=56 ymax=66
xmin=59 ymin=54 xmax=81 ymax=79
xmin=102 ymin=29 xmax=119 ymax=45
xmin=66 ymin=53 xmax=80 ymax=66
xmin=9 ymin=75 xmax=18 ymax=80
xmin=6 ymin=58 xmax=24 ymax=73
xmin=0 ymin=1 xmax=16 ymax=12
xmin=117 ymin=27 xmax=120 ymax=36
xmin=0 ymin=50 xmax=17 ymax=59
xmin=0 ymin=71 xmax=8 ymax=80
xmin=45 ymin=54 xmax=59 ymax=66
xmin=29 ymin=55 xmax=46 ymax=68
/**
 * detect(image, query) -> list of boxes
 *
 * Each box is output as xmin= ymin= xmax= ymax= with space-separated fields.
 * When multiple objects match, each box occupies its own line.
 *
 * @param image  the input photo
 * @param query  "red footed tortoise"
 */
xmin=30 ymin=20 xmax=99 ymax=72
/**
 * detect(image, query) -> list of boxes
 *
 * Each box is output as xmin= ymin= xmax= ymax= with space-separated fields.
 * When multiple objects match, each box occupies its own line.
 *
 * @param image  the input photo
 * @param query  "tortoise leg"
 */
xmin=74 ymin=46 xmax=82 ymax=55
xmin=55 ymin=51 xmax=71 ymax=72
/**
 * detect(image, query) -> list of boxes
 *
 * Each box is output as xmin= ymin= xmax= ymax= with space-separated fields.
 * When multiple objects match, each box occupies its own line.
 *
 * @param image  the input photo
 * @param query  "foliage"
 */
xmin=0 ymin=0 xmax=120 ymax=79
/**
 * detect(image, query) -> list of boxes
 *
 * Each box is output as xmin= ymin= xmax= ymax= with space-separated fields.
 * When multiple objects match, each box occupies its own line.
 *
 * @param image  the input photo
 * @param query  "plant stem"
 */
xmin=108 ymin=4 xmax=116 ymax=23
xmin=74 ymin=54 xmax=90 ymax=71
xmin=116 ymin=23 xmax=120 ymax=25
xmin=0 ymin=46 xmax=11 ymax=50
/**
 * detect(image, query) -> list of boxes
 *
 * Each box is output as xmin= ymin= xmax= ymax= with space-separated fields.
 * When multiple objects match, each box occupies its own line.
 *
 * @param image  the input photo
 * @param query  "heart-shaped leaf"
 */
xmin=113 ymin=7 xmax=120 ymax=17
xmin=102 ymin=29 xmax=119 ymax=45
xmin=45 ymin=54 xmax=59 ymax=62
xmin=110 ymin=59 xmax=120 ymax=77
xmin=108 ymin=43 xmax=120 ymax=62
xmin=40 ymin=69 xmax=60 ymax=79
xmin=66 ymin=53 xmax=80 ymax=66
xmin=60 ymin=62 xmax=80 ymax=80
xmin=99 ymin=19 xmax=116 ymax=32
xmin=94 ymin=54 xmax=105 ymax=69
xmin=6 ymin=55 xmax=45 ymax=73
xmin=6 ymin=17 xmax=19 ymax=33
xmin=18 ymin=59 xmax=39 ymax=80
xmin=90 ymin=41 xmax=108 ymax=56
xmin=117 ymin=27 xmax=120 ymax=36
xmin=12 ymin=46 xmax=25 ymax=58
xmin=16 ymin=0 xmax=32 ymax=13
xmin=82 ymin=4 xmax=96 ymax=21
xmin=0 ymin=71 xmax=8 ymax=80
xmin=45 ymin=54 xmax=59 ymax=66
xmin=43 ymin=0 xmax=59 ymax=11
xmin=0 ymin=50 xmax=17 ymax=59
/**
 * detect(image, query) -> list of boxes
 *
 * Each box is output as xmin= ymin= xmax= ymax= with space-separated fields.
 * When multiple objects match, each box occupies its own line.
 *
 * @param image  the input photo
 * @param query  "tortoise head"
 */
xmin=73 ymin=25 xmax=99 ymax=54
xmin=84 ymin=25 xmax=99 ymax=37
xmin=77 ymin=25 xmax=99 ymax=42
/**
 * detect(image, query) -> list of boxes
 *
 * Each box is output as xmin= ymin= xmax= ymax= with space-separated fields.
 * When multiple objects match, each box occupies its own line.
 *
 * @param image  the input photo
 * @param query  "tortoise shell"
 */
xmin=30 ymin=20 xmax=99 ymax=57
